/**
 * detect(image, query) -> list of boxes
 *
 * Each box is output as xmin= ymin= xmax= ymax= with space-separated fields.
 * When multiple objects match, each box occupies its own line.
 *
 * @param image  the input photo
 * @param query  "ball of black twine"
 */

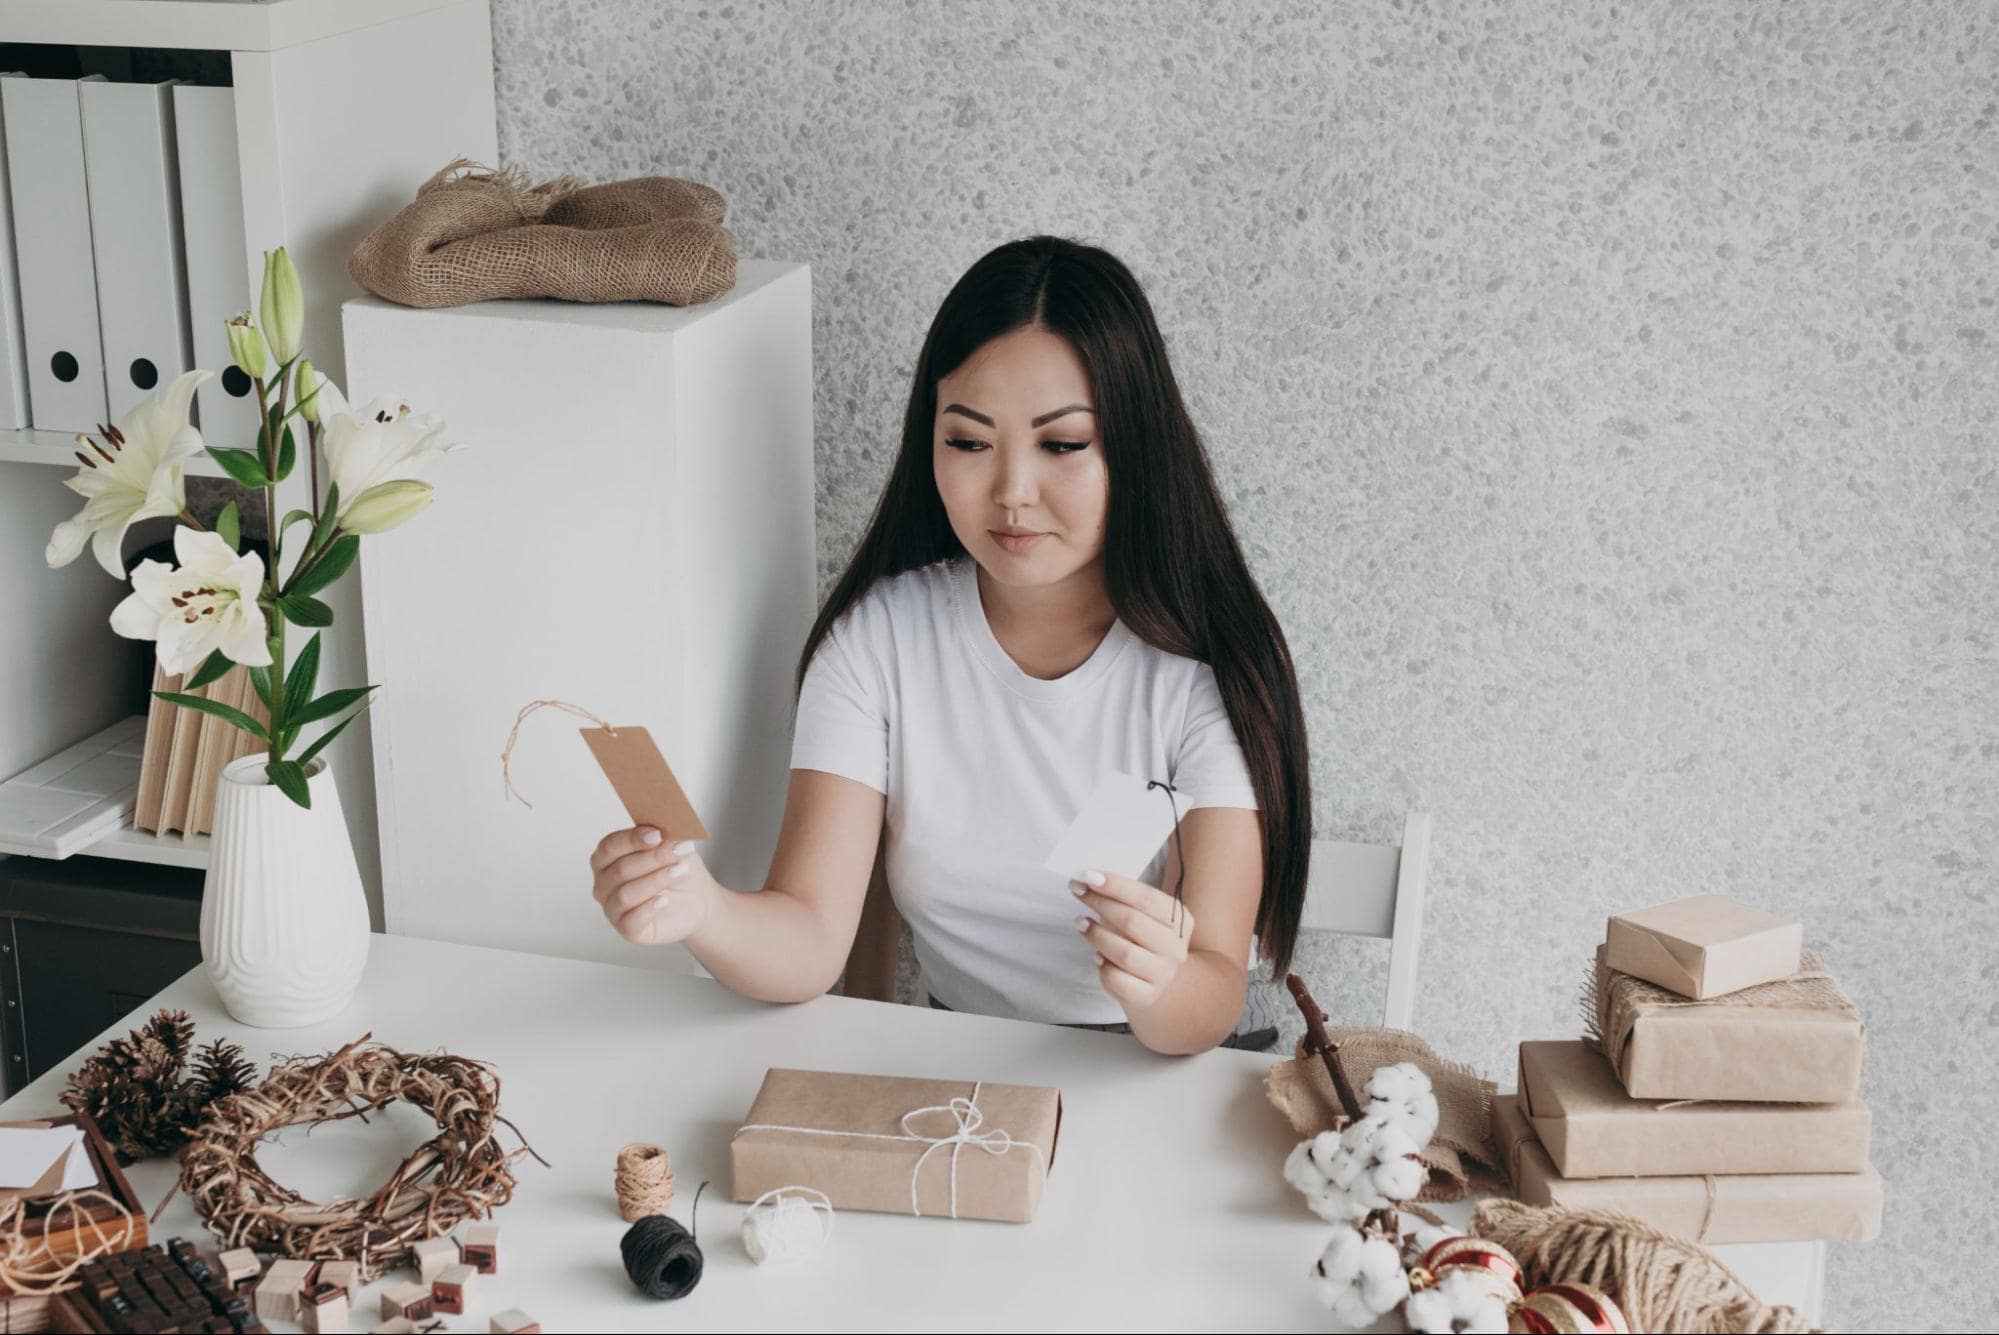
xmin=621 ymin=1180 xmax=708 ymax=1300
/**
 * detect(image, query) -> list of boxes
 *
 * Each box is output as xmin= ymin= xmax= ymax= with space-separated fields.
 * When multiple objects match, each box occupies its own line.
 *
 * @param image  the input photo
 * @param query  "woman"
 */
xmin=589 ymin=236 xmax=1312 ymax=1055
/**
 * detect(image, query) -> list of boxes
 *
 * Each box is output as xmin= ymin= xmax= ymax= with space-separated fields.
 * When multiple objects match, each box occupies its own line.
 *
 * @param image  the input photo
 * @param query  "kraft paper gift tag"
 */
xmin=579 ymin=726 xmax=708 ymax=842
xmin=1041 ymin=768 xmax=1179 ymax=882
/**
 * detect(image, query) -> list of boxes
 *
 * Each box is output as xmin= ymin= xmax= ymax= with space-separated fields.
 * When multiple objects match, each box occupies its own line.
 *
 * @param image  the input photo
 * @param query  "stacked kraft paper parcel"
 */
xmin=1495 ymin=894 xmax=1882 ymax=1245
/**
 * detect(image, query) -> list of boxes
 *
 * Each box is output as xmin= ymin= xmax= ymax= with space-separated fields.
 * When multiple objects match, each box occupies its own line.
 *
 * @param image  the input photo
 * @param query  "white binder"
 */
xmin=0 ymin=74 xmax=30 ymax=430
xmin=172 ymin=83 xmax=259 ymax=450
xmin=81 ymin=79 xmax=195 ymax=423
xmin=0 ymin=73 xmax=108 ymax=434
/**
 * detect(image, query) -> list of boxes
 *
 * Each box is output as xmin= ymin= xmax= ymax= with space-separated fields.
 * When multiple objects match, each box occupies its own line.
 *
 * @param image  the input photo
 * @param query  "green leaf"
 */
xmin=275 ymin=423 xmax=297 ymax=482
xmin=266 ymin=759 xmax=311 ymax=809
xmin=215 ymin=502 xmax=240 ymax=553
xmin=154 ymin=690 xmax=269 ymax=741
xmin=288 ymin=534 xmax=359 ymax=599
xmin=297 ymin=697 xmax=373 ymax=768
xmin=279 ymin=508 xmax=316 ymax=536
xmin=310 ymin=481 xmax=340 ymax=552
xmin=291 ymin=684 xmax=375 ymax=727
xmin=277 ymin=593 xmax=333 ymax=627
xmin=206 ymin=446 xmax=268 ymax=489
xmin=284 ymin=633 xmax=321 ymax=718
xmin=247 ymin=664 xmax=275 ymax=712
xmin=183 ymin=650 xmax=234 ymax=691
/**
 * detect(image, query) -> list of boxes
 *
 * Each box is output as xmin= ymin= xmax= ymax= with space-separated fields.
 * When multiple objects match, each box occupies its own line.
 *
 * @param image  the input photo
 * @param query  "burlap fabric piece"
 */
xmin=349 ymin=159 xmax=736 ymax=308
xmin=1583 ymin=947 xmax=1868 ymax=1088
xmin=1266 ymin=1026 xmax=1499 ymax=1201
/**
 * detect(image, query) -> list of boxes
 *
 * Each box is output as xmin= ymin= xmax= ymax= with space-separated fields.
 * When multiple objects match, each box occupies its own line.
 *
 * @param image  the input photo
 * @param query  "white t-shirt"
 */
xmin=789 ymin=554 xmax=1260 ymax=1025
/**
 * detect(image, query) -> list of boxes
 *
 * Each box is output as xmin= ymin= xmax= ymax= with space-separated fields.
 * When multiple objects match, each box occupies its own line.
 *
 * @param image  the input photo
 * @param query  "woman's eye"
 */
xmin=944 ymin=437 xmax=988 ymax=452
xmin=1043 ymin=440 xmax=1090 ymax=454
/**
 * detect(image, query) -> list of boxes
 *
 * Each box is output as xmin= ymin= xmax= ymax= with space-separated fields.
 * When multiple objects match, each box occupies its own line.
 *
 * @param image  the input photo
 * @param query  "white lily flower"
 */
xmin=109 ymin=525 xmax=272 ymax=676
xmin=321 ymin=393 xmax=460 ymax=530
xmin=45 ymin=370 xmax=214 ymax=578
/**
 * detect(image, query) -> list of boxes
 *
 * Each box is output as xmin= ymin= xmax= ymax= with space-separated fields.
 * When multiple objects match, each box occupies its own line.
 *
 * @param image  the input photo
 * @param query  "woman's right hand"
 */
xmin=590 ymin=826 xmax=717 ymax=946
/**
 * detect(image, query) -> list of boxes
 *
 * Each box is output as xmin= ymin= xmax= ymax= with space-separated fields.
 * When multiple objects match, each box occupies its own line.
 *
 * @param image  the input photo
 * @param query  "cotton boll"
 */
xmin=1283 ymin=1139 xmax=1328 ymax=1197
xmin=1302 ymin=1183 xmax=1371 ymax=1226
xmin=1364 ymin=1061 xmax=1440 ymax=1146
xmin=1312 ymin=1228 xmax=1411 ymax=1328
xmin=1362 ymin=1121 xmax=1426 ymax=1203
xmin=1404 ymin=1270 xmax=1509 ymax=1334
xmin=1405 ymin=1222 xmax=1457 ymax=1258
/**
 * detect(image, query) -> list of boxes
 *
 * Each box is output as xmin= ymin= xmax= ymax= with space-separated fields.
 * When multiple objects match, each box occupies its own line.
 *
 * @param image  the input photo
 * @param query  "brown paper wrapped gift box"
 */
xmin=1605 ymin=894 xmax=1802 ymax=1000
xmin=1494 ymin=1095 xmax=1882 ymax=1245
xmin=1590 ymin=946 xmax=1865 ymax=1103
xmin=731 ymin=1068 xmax=1060 ymax=1224
xmin=1519 ymin=1040 xmax=1870 ymax=1179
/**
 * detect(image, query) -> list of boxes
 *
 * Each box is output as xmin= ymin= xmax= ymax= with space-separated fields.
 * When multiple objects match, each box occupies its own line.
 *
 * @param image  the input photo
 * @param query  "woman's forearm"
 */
xmin=1122 ymin=948 xmax=1248 ymax=1055
xmin=682 ymin=881 xmax=849 ymax=1003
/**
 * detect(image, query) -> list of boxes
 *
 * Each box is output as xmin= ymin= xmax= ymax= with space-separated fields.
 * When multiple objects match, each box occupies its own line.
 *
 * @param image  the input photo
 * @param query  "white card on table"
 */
xmin=1041 ymin=768 xmax=1179 ymax=882
xmin=0 ymin=1125 xmax=96 ymax=1192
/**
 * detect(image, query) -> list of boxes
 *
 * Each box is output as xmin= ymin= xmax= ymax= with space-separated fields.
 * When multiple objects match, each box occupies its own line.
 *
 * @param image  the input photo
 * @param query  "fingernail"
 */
xmin=1082 ymin=870 xmax=1106 ymax=887
xmin=640 ymin=828 xmax=662 ymax=846
xmin=667 ymin=864 xmax=689 ymax=881
xmin=1073 ymin=915 xmax=1090 ymax=932
xmin=1071 ymin=883 xmax=1087 ymax=897
xmin=672 ymin=840 xmax=694 ymax=853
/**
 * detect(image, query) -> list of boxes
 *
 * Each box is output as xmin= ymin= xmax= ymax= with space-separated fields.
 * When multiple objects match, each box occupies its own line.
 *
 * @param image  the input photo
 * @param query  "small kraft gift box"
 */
xmin=730 ymin=1068 xmax=1061 ymax=1223
xmin=1604 ymin=894 xmax=1802 ymax=1000
xmin=1517 ymin=1040 xmax=1871 ymax=1178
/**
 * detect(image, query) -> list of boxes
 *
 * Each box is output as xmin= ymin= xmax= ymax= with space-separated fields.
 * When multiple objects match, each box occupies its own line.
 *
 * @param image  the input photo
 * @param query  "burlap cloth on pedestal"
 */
xmin=1267 ymin=1026 xmax=1500 ymax=1201
xmin=349 ymin=159 xmax=736 ymax=308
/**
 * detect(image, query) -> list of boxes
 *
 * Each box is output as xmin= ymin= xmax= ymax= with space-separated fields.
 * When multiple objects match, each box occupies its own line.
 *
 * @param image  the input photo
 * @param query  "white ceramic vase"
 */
xmin=200 ymin=752 xmax=370 ymax=1027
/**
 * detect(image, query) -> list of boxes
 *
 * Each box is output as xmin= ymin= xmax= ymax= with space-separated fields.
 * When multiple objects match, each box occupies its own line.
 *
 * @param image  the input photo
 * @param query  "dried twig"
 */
xmin=1284 ymin=972 xmax=1363 ymax=1121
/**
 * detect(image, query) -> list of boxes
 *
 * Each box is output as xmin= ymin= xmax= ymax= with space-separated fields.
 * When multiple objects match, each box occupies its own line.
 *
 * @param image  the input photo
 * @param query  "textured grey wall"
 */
xmin=493 ymin=2 xmax=1996 ymax=1329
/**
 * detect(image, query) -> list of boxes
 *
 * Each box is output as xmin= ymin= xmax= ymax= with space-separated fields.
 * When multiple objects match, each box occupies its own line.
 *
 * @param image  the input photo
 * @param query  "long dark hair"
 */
xmin=795 ymin=236 xmax=1314 ymax=973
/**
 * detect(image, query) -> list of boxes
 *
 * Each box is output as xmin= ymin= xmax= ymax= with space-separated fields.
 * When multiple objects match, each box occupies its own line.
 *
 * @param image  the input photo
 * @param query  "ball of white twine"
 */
xmin=741 ymin=1186 xmax=835 ymax=1265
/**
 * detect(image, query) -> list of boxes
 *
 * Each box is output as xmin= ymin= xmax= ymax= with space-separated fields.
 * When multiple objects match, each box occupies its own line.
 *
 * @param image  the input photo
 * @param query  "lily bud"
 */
xmin=341 ymin=479 xmax=435 ymax=535
xmin=295 ymin=358 xmax=323 ymax=423
xmin=225 ymin=313 xmax=266 ymax=380
xmin=259 ymin=246 xmax=304 ymax=364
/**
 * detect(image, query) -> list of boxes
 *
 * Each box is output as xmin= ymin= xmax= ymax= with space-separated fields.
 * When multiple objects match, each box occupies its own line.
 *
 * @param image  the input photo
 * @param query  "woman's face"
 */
xmin=932 ymin=325 xmax=1109 ymax=589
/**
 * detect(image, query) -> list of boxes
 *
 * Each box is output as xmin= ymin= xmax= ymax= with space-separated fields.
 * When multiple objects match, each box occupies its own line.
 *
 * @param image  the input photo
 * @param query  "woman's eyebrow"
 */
xmin=941 ymin=402 xmax=1096 ymax=428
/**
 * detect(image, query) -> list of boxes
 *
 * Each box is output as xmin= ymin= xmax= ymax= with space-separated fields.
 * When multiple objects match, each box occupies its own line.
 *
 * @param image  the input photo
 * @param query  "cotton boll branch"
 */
xmin=1284 ymin=972 xmax=1363 ymax=1121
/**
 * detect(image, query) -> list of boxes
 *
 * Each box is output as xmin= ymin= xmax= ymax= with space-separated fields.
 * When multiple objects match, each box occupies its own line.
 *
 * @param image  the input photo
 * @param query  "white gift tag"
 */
xmin=1041 ymin=768 xmax=1180 ymax=882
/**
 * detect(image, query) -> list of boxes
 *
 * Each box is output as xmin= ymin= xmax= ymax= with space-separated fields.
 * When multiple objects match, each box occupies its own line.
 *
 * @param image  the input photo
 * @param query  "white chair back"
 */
xmin=1298 ymin=811 xmax=1432 ymax=1030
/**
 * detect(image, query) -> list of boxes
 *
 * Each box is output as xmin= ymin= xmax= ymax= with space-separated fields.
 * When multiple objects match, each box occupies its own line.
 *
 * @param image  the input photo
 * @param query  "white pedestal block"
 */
xmin=342 ymin=262 xmax=815 ymax=972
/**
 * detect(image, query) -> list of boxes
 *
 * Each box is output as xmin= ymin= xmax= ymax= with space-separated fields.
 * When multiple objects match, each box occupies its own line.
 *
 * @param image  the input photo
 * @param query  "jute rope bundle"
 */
xmin=350 ymin=158 xmax=736 ymax=309
xmin=176 ymin=1034 xmax=546 ymax=1281
xmin=614 ymin=1143 xmax=675 ymax=1222
xmin=0 ymin=1190 xmax=135 ymax=1294
xmin=1470 ymin=1198 xmax=1821 ymax=1334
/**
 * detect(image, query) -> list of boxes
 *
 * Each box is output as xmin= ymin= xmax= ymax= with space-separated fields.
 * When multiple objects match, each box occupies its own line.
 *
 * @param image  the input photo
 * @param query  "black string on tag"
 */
xmin=1147 ymin=779 xmax=1188 ymax=936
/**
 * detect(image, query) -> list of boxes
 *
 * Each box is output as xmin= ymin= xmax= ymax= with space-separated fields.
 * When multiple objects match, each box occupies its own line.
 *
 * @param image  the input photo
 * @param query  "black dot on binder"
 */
xmin=51 ymin=351 xmax=79 ymax=383
xmin=130 ymin=359 xmax=158 ymax=391
xmin=221 ymin=366 xmax=252 ymax=398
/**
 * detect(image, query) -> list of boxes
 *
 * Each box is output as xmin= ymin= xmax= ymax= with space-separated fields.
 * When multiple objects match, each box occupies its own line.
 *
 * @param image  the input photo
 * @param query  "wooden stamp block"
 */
xmin=380 ymin=1280 xmax=434 ymax=1322
xmin=459 ymin=1220 xmax=500 ymax=1274
xmin=489 ymin=1307 xmax=541 ymax=1333
xmin=302 ymin=1283 xmax=351 ymax=1334
xmin=317 ymin=1258 xmax=362 ymax=1301
xmin=431 ymin=1262 xmax=477 ymax=1315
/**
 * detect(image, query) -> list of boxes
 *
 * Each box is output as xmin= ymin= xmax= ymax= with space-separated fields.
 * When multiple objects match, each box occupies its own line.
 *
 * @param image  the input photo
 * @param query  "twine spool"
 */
xmin=614 ymin=1143 xmax=675 ymax=1222
xmin=740 ymin=1186 xmax=835 ymax=1265
xmin=620 ymin=1182 xmax=706 ymax=1301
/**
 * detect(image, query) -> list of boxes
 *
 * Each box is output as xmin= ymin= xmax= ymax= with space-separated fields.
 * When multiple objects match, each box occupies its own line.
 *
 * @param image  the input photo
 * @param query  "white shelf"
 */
xmin=0 ymin=716 xmax=213 ymax=869
xmin=0 ymin=426 xmax=229 ymax=476
xmin=0 ymin=0 xmax=472 ymax=54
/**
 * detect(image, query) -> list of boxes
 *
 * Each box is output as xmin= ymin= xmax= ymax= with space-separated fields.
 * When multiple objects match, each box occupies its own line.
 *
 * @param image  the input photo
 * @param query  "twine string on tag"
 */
xmin=502 ymin=699 xmax=618 ymax=807
xmin=1147 ymin=779 xmax=1188 ymax=937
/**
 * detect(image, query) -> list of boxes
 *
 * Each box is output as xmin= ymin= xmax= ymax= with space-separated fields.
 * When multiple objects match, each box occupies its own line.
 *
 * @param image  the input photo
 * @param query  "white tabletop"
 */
xmin=3 ymin=931 xmax=1346 ymax=1331
xmin=1 ymin=932 xmax=1823 ymax=1332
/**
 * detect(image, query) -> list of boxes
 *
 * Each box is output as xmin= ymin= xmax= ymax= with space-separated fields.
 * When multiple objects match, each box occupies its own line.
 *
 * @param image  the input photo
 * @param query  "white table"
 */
xmin=0 ymin=933 xmax=1826 ymax=1331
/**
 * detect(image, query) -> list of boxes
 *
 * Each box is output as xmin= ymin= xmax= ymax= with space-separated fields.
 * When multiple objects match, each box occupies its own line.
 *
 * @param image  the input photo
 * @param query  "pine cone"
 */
xmin=191 ymin=1037 xmax=257 ymax=1105
xmin=58 ymin=1008 xmax=260 ymax=1164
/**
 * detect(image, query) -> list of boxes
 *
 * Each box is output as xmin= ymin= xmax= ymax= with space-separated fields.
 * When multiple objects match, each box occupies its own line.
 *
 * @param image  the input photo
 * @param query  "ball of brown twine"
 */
xmin=615 ymin=1143 xmax=675 ymax=1221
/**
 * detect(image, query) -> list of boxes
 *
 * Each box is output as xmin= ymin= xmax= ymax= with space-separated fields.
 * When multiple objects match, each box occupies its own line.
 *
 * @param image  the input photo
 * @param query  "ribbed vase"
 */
xmin=200 ymin=752 xmax=370 ymax=1027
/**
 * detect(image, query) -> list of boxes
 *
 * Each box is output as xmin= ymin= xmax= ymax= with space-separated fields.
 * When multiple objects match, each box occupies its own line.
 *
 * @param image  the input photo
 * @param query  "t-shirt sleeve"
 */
xmin=1171 ymin=663 xmax=1261 ymax=811
xmin=789 ymin=613 xmax=890 ymax=795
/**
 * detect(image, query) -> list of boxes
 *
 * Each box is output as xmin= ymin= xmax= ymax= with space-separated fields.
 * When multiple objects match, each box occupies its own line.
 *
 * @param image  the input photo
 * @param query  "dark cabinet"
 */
xmin=0 ymin=854 xmax=204 ymax=1098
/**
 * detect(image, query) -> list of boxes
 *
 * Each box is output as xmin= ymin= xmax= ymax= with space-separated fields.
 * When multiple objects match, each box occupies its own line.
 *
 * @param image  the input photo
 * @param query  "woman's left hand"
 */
xmin=1072 ymin=869 xmax=1195 ymax=1013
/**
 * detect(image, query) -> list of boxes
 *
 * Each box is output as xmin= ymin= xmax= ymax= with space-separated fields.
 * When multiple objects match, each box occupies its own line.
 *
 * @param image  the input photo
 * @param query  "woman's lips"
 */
xmin=991 ymin=530 xmax=1048 ymax=554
